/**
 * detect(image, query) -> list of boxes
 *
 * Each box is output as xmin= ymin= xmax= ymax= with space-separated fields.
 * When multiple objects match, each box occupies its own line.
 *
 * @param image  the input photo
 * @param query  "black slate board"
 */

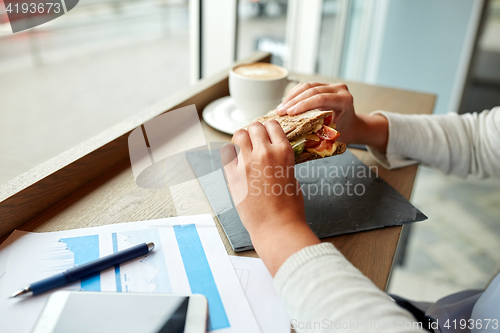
xmin=186 ymin=148 xmax=427 ymax=252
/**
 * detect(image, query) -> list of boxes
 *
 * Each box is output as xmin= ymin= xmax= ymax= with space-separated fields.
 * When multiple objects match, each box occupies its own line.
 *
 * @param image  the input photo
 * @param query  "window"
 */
xmin=237 ymin=0 xmax=288 ymax=65
xmin=0 ymin=0 xmax=190 ymax=185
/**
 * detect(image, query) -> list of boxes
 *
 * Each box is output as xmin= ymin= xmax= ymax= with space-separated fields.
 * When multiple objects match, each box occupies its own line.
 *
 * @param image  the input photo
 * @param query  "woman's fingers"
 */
xmin=281 ymin=86 xmax=337 ymax=113
xmin=282 ymin=82 xmax=327 ymax=104
xmin=264 ymin=120 xmax=289 ymax=145
xmin=288 ymin=93 xmax=345 ymax=115
xmin=277 ymin=83 xmax=327 ymax=115
xmin=277 ymin=83 xmax=350 ymax=116
xmin=247 ymin=122 xmax=271 ymax=149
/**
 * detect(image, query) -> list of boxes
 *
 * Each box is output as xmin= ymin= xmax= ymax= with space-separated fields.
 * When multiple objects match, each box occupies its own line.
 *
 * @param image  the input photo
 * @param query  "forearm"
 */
xmin=364 ymin=109 xmax=500 ymax=177
xmin=274 ymin=243 xmax=422 ymax=333
xmin=353 ymin=114 xmax=389 ymax=154
xmin=248 ymin=219 xmax=320 ymax=277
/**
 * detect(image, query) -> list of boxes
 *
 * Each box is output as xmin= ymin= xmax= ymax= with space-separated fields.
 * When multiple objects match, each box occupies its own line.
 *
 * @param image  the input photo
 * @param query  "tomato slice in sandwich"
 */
xmin=314 ymin=139 xmax=333 ymax=152
xmin=316 ymin=125 xmax=340 ymax=141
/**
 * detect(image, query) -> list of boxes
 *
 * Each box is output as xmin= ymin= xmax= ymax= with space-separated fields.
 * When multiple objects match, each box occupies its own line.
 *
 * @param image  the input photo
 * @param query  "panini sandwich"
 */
xmin=252 ymin=109 xmax=346 ymax=164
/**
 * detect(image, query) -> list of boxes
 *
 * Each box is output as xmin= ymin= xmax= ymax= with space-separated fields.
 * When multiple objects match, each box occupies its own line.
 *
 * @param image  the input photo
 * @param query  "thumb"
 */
xmin=221 ymin=143 xmax=238 ymax=179
xmin=220 ymin=143 xmax=248 ymax=206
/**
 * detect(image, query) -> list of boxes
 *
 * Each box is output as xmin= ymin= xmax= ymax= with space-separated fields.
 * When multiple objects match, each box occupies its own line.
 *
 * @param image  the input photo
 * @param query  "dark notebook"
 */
xmin=186 ymin=148 xmax=427 ymax=252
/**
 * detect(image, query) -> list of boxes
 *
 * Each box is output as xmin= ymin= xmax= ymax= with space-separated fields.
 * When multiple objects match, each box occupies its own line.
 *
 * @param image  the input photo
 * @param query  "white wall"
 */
xmin=202 ymin=0 xmax=237 ymax=78
xmin=190 ymin=0 xmax=237 ymax=82
xmin=285 ymin=0 xmax=323 ymax=74
xmin=344 ymin=0 xmax=483 ymax=114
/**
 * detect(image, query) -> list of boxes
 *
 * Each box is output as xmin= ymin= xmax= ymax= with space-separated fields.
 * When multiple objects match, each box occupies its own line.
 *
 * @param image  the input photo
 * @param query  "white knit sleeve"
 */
xmin=274 ymin=243 xmax=423 ymax=333
xmin=367 ymin=108 xmax=500 ymax=178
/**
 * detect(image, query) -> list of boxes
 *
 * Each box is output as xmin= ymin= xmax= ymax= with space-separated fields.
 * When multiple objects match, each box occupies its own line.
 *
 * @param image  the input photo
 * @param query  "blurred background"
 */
xmin=1 ymin=0 xmax=499 ymax=302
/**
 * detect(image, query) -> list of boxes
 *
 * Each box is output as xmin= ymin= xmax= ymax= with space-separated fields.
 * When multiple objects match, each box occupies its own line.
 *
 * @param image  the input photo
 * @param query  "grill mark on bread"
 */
xmin=253 ymin=110 xmax=333 ymax=141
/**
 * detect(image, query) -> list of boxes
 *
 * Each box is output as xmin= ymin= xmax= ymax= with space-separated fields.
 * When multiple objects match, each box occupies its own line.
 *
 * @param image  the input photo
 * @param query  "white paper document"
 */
xmin=0 ymin=230 xmax=30 ymax=294
xmin=0 ymin=215 xmax=260 ymax=333
xmin=230 ymin=256 xmax=290 ymax=333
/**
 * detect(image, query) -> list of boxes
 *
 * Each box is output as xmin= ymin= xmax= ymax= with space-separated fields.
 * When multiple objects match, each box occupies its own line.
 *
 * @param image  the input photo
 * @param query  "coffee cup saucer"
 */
xmin=202 ymin=96 xmax=254 ymax=135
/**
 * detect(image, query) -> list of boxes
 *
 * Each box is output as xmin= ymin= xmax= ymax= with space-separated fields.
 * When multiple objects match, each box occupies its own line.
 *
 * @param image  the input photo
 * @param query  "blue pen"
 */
xmin=9 ymin=242 xmax=155 ymax=298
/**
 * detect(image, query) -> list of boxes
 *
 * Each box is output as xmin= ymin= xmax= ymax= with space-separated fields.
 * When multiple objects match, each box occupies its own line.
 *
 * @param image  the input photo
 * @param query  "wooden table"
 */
xmin=0 ymin=51 xmax=435 ymax=291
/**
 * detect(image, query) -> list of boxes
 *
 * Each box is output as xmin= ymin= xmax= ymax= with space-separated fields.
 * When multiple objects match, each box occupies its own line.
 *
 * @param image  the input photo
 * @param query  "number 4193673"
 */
xmin=5 ymin=2 xmax=62 ymax=14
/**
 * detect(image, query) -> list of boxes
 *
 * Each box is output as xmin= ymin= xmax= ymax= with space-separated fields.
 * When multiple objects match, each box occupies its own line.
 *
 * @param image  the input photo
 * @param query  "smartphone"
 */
xmin=32 ymin=291 xmax=208 ymax=333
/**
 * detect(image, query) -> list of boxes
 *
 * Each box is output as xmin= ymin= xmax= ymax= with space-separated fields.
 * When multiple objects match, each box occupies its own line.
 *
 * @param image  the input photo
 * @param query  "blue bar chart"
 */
xmin=174 ymin=223 xmax=230 ymax=330
xmin=60 ymin=235 xmax=101 ymax=291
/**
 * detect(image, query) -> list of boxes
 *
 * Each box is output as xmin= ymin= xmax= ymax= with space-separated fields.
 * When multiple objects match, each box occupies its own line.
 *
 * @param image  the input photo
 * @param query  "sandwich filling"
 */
xmin=290 ymin=115 xmax=340 ymax=159
xmin=249 ymin=109 xmax=345 ymax=163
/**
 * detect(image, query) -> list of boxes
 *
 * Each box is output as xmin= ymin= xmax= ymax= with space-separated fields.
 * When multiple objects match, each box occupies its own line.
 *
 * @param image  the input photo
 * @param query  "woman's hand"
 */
xmin=278 ymin=83 xmax=352 ymax=115
xmin=221 ymin=120 xmax=320 ymax=276
xmin=277 ymin=83 xmax=359 ymax=144
xmin=277 ymin=82 xmax=389 ymax=154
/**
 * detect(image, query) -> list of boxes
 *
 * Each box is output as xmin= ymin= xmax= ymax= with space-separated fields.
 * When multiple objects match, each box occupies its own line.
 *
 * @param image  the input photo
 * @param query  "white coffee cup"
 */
xmin=229 ymin=62 xmax=296 ymax=121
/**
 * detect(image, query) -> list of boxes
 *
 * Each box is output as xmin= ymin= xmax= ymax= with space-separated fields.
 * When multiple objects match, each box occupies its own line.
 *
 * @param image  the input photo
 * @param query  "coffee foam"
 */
xmin=233 ymin=63 xmax=287 ymax=79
